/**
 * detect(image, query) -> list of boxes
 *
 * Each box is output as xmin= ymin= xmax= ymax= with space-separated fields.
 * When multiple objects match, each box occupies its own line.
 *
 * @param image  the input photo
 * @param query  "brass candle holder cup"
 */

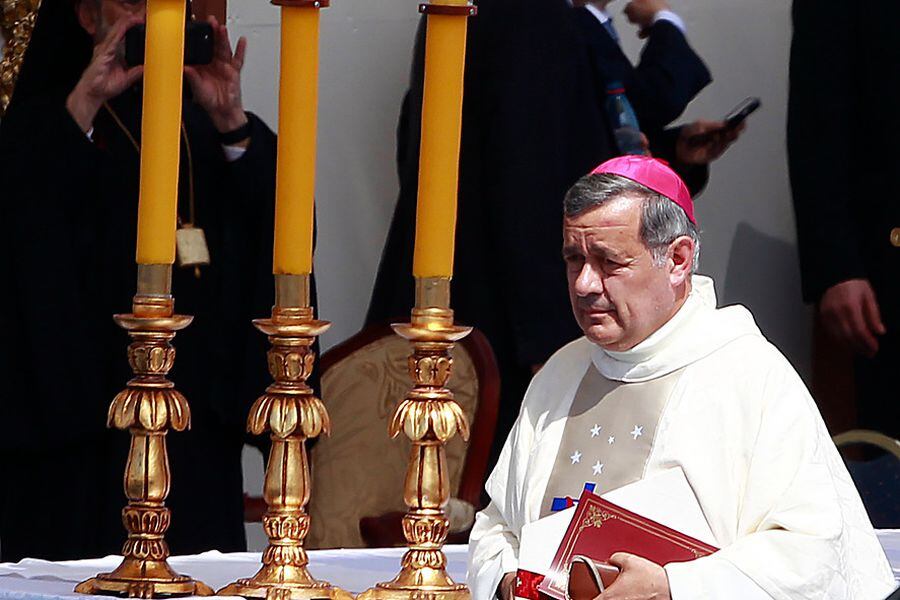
xmin=218 ymin=274 xmax=351 ymax=600
xmin=358 ymin=277 xmax=472 ymax=600
xmin=76 ymin=265 xmax=213 ymax=599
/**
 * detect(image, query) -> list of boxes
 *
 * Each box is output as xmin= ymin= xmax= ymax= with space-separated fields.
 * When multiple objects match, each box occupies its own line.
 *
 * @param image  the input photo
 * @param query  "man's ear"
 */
xmin=668 ymin=236 xmax=695 ymax=286
xmin=76 ymin=0 xmax=99 ymax=37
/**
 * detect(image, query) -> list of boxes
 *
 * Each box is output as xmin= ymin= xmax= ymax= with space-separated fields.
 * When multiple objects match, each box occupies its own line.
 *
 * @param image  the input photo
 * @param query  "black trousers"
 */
xmin=855 ymin=331 xmax=900 ymax=440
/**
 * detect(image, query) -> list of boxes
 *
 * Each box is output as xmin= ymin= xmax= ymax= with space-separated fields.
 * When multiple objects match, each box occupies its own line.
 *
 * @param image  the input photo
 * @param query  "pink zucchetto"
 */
xmin=590 ymin=156 xmax=696 ymax=225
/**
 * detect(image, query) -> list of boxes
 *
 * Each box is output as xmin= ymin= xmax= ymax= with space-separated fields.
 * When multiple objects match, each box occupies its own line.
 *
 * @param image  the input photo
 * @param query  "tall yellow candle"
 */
xmin=135 ymin=0 xmax=186 ymax=265
xmin=412 ymin=0 xmax=470 ymax=279
xmin=272 ymin=5 xmax=320 ymax=276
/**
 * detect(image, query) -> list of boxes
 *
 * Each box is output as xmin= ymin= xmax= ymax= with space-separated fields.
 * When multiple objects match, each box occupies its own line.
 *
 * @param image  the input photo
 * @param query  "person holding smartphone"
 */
xmin=0 ymin=0 xmax=283 ymax=561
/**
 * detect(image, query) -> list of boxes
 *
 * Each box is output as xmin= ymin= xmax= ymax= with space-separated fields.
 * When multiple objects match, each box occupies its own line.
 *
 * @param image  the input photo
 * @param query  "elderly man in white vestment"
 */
xmin=467 ymin=156 xmax=896 ymax=600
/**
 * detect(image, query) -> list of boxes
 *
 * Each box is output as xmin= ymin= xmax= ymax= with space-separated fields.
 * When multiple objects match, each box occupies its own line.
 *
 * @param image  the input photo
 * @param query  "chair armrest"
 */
xmin=243 ymin=493 xmax=267 ymax=523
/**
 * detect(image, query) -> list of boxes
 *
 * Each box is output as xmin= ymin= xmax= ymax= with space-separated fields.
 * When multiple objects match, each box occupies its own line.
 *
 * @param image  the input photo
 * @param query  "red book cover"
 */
xmin=537 ymin=488 xmax=718 ymax=599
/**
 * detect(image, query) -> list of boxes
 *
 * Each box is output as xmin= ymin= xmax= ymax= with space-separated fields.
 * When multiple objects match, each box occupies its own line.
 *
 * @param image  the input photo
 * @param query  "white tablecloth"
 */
xmin=0 ymin=534 xmax=897 ymax=599
xmin=0 ymin=546 xmax=468 ymax=599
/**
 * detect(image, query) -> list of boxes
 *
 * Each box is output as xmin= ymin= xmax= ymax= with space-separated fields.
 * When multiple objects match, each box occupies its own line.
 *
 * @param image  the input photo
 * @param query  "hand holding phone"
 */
xmin=686 ymin=97 xmax=760 ymax=147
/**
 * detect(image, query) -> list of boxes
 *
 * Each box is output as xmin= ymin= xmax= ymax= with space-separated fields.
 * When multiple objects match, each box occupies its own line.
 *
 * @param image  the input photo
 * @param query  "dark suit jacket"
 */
xmin=572 ymin=8 xmax=711 ymax=133
xmin=788 ymin=0 xmax=900 ymax=327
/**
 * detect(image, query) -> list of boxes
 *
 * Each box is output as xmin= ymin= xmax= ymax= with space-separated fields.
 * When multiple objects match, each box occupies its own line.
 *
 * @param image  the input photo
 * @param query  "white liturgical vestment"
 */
xmin=467 ymin=276 xmax=896 ymax=600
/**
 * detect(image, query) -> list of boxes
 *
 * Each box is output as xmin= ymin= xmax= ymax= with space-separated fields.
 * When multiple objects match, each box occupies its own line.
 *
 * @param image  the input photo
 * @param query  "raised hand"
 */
xmin=66 ymin=15 xmax=145 ymax=132
xmin=184 ymin=16 xmax=248 ymax=134
xmin=624 ymin=0 xmax=670 ymax=32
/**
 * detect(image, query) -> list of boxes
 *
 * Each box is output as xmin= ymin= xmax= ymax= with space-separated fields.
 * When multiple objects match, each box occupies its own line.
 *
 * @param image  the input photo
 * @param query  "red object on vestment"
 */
xmin=514 ymin=569 xmax=548 ymax=600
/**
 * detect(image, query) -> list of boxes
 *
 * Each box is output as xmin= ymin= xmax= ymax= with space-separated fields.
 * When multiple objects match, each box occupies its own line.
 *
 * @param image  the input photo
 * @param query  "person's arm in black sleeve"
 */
xmin=648 ymin=127 xmax=709 ymax=196
xmin=223 ymin=112 xmax=277 ymax=207
xmin=626 ymin=20 xmax=712 ymax=131
xmin=214 ymin=112 xmax=281 ymax=453
xmin=0 ymin=100 xmax=110 ymax=453
xmin=787 ymin=0 xmax=861 ymax=304
xmin=573 ymin=7 xmax=710 ymax=132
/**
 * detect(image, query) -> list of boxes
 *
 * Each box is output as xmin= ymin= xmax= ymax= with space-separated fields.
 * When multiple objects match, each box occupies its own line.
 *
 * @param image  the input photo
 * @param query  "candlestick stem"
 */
xmin=358 ymin=277 xmax=472 ymax=600
xmin=218 ymin=274 xmax=351 ymax=600
xmin=76 ymin=271 xmax=211 ymax=598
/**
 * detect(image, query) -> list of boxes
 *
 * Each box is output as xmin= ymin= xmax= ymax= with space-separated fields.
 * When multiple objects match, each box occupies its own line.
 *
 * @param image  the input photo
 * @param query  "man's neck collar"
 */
xmin=589 ymin=275 xmax=759 ymax=382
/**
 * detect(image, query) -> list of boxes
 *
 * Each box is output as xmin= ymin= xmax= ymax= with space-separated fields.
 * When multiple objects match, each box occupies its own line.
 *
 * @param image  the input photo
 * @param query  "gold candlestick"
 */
xmin=358 ymin=278 xmax=472 ymax=600
xmin=218 ymin=274 xmax=351 ymax=600
xmin=76 ymin=265 xmax=213 ymax=599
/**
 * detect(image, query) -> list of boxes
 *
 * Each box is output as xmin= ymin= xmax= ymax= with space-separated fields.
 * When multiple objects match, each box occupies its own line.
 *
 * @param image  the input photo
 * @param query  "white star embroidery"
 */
xmin=607 ymin=436 xmax=615 ymax=445
xmin=590 ymin=424 xmax=602 ymax=438
xmin=570 ymin=450 xmax=582 ymax=464
xmin=592 ymin=461 xmax=604 ymax=475
xmin=630 ymin=425 xmax=644 ymax=440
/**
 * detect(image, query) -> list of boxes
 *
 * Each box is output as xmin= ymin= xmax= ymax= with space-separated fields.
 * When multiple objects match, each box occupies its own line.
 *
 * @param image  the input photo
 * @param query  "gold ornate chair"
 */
xmin=300 ymin=319 xmax=499 ymax=549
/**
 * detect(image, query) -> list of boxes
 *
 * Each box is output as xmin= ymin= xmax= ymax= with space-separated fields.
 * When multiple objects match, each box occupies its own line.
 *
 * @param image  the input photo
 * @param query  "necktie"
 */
xmin=602 ymin=18 xmax=619 ymax=43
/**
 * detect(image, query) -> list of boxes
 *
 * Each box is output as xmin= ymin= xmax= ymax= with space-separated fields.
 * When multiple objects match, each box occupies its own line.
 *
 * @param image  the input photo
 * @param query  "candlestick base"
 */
xmin=218 ymin=572 xmax=353 ymax=600
xmin=356 ymin=584 xmax=469 ymax=600
xmin=75 ymin=567 xmax=215 ymax=599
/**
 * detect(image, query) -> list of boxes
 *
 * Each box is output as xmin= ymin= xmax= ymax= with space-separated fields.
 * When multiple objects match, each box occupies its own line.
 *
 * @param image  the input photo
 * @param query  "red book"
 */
xmin=537 ymin=488 xmax=718 ymax=599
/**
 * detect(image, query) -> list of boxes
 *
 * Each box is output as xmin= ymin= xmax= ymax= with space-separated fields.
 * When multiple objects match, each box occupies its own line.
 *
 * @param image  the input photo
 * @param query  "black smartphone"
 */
xmin=724 ymin=97 xmax=761 ymax=129
xmin=687 ymin=97 xmax=761 ymax=146
xmin=124 ymin=21 xmax=214 ymax=68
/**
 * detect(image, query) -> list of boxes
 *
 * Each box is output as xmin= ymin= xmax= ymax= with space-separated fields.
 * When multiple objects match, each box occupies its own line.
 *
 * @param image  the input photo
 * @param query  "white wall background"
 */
xmin=231 ymin=0 xmax=810 ymax=548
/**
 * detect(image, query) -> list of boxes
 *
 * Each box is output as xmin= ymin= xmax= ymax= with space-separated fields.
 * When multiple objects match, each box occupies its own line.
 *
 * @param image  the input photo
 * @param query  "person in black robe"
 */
xmin=788 ymin=0 xmax=900 ymax=439
xmin=572 ymin=0 xmax=712 ymax=133
xmin=366 ymin=0 xmax=741 ymax=474
xmin=0 ymin=0 xmax=284 ymax=561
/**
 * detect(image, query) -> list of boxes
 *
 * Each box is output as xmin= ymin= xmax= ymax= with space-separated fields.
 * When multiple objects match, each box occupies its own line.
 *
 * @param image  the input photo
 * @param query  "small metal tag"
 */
xmin=176 ymin=226 xmax=211 ymax=268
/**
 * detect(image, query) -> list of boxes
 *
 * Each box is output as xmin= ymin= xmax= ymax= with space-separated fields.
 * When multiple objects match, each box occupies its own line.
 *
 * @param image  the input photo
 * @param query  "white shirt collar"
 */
xmin=590 ymin=275 xmax=762 ymax=382
xmin=583 ymin=3 xmax=610 ymax=24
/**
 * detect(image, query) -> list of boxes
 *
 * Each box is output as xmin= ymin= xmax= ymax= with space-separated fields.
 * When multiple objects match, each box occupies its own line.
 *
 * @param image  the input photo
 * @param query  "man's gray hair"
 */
xmin=563 ymin=173 xmax=701 ymax=271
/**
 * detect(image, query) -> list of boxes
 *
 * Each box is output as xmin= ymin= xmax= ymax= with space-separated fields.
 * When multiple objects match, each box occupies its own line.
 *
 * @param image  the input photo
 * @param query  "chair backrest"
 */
xmin=306 ymin=320 xmax=499 ymax=549
xmin=833 ymin=429 xmax=900 ymax=529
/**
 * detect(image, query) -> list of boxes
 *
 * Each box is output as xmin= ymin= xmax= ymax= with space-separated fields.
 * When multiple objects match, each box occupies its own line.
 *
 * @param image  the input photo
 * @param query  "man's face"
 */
xmin=563 ymin=194 xmax=680 ymax=351
xmin=79 ymin=0 xmax=146 ymax=42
